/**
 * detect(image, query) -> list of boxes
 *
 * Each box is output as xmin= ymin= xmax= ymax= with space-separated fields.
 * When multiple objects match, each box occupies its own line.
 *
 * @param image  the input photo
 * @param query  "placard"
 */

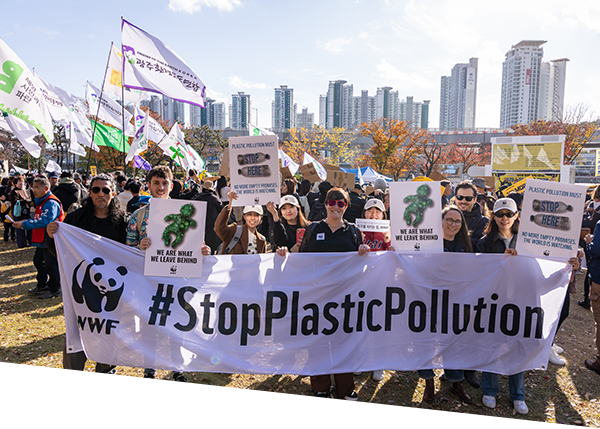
xmin=300 ymin=163 xmax=320 ymax=183
xmin=218 ymin=148 xmax=230 ymax=177
xmin=280 ymin=166 xmax=293 ymax=181
xmin=228 ymin=135 xmax=279 ymax=206
xmin=89 ymin=165 xmax=97 ymax=177
xmin=516 ymin=179 xmax=587 ymax=260
xmin=143 ymin=198 xmax=206 ymax=277
xmin=356 ymin=219 xmax=390 ymax=233
xmin=389 ymin=182 xmax=443 ymax=253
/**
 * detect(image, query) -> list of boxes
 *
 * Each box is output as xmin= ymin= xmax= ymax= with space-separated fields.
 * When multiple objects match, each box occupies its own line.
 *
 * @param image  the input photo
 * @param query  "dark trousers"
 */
xmin=310 ymin=373 xmax=354 ymax=398
xmin=16 ymin=227 xmax=28 ymax=248
xmin=33 ymin=246 xmax=60 ymax=293
xmin=62 ymin=342 xmax=115 ymax=373
xmin=3 ymin=223 xmax=14 ymax=241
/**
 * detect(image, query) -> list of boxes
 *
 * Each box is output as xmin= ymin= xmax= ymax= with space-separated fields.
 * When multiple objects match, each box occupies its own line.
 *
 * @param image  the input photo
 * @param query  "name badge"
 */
xmin=316 ymin=233 xmax=325 ymax=241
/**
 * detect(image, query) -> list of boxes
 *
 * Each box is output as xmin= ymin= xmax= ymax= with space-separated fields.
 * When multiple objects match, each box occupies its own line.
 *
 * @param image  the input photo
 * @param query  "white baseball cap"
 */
xmin=280 ymin=195 xmax=300 ymax=208
xmin=364 ymin=198 xmax=386 ymax=213
xmin=243 ymin=205 xmax=263 ymax=215
xmin=493 ymin=198 xmax=518 ymax=213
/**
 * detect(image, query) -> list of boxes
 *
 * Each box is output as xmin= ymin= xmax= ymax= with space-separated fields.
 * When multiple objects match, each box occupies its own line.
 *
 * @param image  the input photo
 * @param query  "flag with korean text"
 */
xmin=134 ymin=105 xmax=166 ymax=144
xmin=0 ymin=40 xmax=53 ymax=143
xmin=126 ymin=110 xmax=149 ymax=163
xmin=121 ymin=19 xmax=206 ymax=108
xmin=86 ymin=81 xmax=134 ymax=134
xmin=103 ymin=44 xmax=149 ymax=104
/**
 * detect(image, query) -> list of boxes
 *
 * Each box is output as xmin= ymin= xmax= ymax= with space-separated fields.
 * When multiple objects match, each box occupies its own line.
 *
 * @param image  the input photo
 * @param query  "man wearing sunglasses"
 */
xmin=47 ymin=173 xmax=128 ymax=373
xmin=454 ymin=180 xmax=490 ymax=243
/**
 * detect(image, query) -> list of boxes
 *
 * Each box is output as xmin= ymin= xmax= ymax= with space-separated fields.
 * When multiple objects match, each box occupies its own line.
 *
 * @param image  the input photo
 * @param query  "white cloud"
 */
xmin=168 ymin=0 xmax=242 ymax=14
xmin=374 ymin=59 xmax=436 ymax=91
xmin=317 ymin=36 xmax=354 ymax=53
xmin=227 ymin=75 xmax=268 ymax=90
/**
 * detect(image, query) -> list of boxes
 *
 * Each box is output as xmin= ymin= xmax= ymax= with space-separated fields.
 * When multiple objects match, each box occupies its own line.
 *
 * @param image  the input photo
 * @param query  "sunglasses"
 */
xmin=91 ymin=186 xmax=111 ymax=195
xmin=455 ymin=195 xmax=474 ymax=202
xmin=326 ymin=199 xmax=347 ymax=208
xmin=495 ymin=211 xmax=516 ymax=218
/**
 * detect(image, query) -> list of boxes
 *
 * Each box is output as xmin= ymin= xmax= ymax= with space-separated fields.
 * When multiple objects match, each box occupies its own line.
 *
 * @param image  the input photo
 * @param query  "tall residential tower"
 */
xmin=439 ymin=58 xmax=478 ymax=130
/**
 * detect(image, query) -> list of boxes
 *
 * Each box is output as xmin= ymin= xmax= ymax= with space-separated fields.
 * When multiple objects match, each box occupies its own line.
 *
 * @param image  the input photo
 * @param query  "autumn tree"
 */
xmin=441 ymin=141 xmax=491 ymax=174
xmin=184 ymin=124 xmax=227 ymax=167
xmin=359 ymin=118 xmax=418 ymax=180
xmin=279 ymin=126 xmax=359 ymax=167
xmin=412 ymin=130 xmax=446 ymax=177
xmin=510 ymin=104 xmax=600 ymax=164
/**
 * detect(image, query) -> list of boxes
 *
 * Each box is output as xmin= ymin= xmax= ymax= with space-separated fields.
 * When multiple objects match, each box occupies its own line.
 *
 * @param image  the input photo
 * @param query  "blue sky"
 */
xmin=3 ymin=0 xmax=600 ymax=129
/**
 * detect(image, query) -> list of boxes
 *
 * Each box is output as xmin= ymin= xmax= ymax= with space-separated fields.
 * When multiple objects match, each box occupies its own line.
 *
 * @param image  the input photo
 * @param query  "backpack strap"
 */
xmin=299 ymin=221 xmax=319 ymax=253
xmin=223 ymin=225 xmax=243 ymax=254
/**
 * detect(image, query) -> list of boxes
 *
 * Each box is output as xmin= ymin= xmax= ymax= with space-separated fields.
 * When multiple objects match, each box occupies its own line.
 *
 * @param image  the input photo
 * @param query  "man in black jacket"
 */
xmin=343 ymin=184 xmax=366 ymax=224
xmin=454 ymin=180 xmax=489 ymax=243
xmin=53 ymin=171 xmax=84 ymax=213
xmin=47 ymin=173 xmax=127 ymax=373
xmin=193 ymin=180 xmax=224 ymax=253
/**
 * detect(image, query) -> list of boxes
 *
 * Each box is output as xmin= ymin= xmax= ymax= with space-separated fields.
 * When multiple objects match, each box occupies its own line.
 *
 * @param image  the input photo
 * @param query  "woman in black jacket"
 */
xmin=276 ymin=187 xmax=370 ymax=401
xmin=265 ymin=195 xmax=310 ymax=252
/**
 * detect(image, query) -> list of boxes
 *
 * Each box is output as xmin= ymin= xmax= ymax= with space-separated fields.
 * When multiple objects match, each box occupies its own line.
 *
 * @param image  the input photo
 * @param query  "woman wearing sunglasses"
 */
xmin=418 ymin=205 xmax=473 ymax=403
xmin=266 ymin=195 xmax=311 ymax=253
xmin=277 ymin=187 xmax=369 ymax=400
xmin=476 ymin=198 xmax=528 ymax=414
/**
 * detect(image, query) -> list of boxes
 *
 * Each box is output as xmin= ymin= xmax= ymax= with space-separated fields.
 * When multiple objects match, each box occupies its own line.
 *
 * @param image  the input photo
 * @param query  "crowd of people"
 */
xmin=1 ymin=165 xmax=597 ymax=415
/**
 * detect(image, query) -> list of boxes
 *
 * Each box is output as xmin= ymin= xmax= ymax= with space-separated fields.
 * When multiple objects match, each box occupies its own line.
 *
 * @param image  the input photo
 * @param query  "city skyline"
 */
xmin=2 ymin=1 xmax=599 ymax=132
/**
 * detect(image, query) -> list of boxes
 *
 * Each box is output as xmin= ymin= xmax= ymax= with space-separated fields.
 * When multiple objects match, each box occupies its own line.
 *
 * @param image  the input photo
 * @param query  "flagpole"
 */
xmin=86 ymin=42 xmax=113 ymax=174
xmin=121 ymin=65 xmax=126 ymax=173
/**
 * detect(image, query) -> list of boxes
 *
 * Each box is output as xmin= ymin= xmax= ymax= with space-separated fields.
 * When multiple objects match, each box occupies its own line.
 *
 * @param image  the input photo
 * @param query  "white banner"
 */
xmin=126 ymin=108 xmax=149 ymax=163
xmin=144 ymin=199 xmax=206 ymax=278
xmin=356 ymin=219 xmax=390 ymax=233
xmin=32 ymin=71 xmax=71 ymax=123
xmin=45 ymin=159 xmax=61 ymax=173
xmin=55 ymin=223 xmax=569 ymax=375
xmin=517 ymin=179 xmax=587 ymax=260
xmin=121 ymin=19 xmax=206 ymax=108
xmin=229 ymin=135 xmax=280 ymax=206
xmin=248 ymin=123 xmax=275 ymax=136
xmin=158 ymin=122 xmax=190 ymax=169
xmin=134 ymin=105 xmax=166 ymax=144
xmin=0 ymin=39 xmax=53 ymax=143
xmin=389 ymin=181 xmax=443 ymax=253
xmin=86 ymin=81 xmax=133 ymax=134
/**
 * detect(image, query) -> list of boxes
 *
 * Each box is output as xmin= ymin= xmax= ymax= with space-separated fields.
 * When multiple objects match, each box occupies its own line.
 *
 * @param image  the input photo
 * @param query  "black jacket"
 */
xmin=53 ymin=181 xmax=82 ymax=212
xmin=343 ymin=192 xmax=366 ymax=224
xmin=463 ymin=202 xmax=489 ymax=242
xmin=193 ymin=189 xmax=224 ymax=252
xmin=476 ymin=231 xmax=517 ymax=254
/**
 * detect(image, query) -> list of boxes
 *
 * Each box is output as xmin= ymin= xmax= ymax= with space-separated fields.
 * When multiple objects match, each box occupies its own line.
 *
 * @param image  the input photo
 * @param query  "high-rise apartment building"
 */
xmin=296 ymin=107 xmax=314 ymax=129
xmin=325 ymin=80 xmax=347 ymax=129
xmin=500 ymin=40 xmax=567 ymax=128
xmin=230 ymin=92 xmax=251 ymax=130
xmin=439 ymin=58 xmax=478 ymax=130
xmin=272 ymin=85 xmax=294 ymax=131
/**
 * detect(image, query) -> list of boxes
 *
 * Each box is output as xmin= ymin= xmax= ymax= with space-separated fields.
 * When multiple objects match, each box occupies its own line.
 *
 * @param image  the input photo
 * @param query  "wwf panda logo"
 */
xmin=543 ymin=250 xmax=550 ymax=256
xmin=72 ymin=258 xmax=127 ymax=313
xmin=414 ymin=243 xmax=421 ymax=251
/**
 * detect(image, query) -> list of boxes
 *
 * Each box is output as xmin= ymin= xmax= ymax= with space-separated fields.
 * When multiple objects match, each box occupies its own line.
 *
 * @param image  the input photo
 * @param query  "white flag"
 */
xmin=303 ymin=152 xmax=327 ymax=181
xmin=249 ymin=123 xmax=275 ymax=136
xmin=32 ymin=71 xmax=71 ymax=123
xmin=45 ymin=159 xmax=62 ymax=174
xmin=159 ymin=122 xmax=191 ymax=169
xmin=103 ymin=44 xmax=149 ymax=104
xmin=357 ymin=166 xmax=364 ymax=186
xmin=134 ymin=105 xmax=166 ymax=144
xmin=86 ymin=81 xmax=133 ymax=132
xmin=278 ymin=149 xmax=299 ymax=175
xmin=67 ymin=124 xmax=88 ymax=157
xmin=0 ymin=40 xmax=53 ymax=143
xmin=121 ymin=19 xmax=206 ymax=108
xmin=126 ymin=110 xmax=149 ymax=163
xmin=3 ymin=114 xmax=42 ymax=158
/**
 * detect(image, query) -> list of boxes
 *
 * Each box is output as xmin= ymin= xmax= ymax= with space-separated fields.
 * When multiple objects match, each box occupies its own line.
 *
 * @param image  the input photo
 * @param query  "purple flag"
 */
xmin=133 ymin=155 xmax=151 ymax=171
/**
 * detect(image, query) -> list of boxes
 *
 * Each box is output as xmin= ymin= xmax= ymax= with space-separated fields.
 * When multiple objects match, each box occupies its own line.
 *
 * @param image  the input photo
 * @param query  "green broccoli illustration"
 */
xmin=162 ymin=203 xmax=197 ymax=249
xmin=403 ymin=184 xmax=434 ymax=228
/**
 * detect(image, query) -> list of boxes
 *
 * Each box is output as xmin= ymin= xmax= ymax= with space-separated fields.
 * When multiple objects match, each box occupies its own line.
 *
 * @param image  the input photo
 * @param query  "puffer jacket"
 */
xmin=463 ymin=202 xmax=490 ymax=242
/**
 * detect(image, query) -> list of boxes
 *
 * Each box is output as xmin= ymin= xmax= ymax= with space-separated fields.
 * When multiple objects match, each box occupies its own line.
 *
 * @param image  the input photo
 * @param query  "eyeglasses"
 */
xmin=326 ymin=199 xmax=347 ymax=208
xmin=455 ymin=195 xmax=474 ymax=202
xmin=444 ymin=218 xmax=462 ymax=226
xmin=91 ymin=186 xmax=111 ymax=195
xmin=495 ymin=211 xmax=516 ymax=218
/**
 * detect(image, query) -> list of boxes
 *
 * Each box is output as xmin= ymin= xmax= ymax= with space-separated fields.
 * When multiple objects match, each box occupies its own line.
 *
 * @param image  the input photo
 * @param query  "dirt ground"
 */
xmin=1 ymin=241 xmax=599 ymax=426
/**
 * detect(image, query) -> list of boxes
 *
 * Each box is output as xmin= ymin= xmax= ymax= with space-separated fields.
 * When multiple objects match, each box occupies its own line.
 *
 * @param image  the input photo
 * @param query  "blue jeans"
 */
xmin=481 ymin=371 xmax=525 ymax=401
xmin=418 ymin=369 xmax=464 ymax=383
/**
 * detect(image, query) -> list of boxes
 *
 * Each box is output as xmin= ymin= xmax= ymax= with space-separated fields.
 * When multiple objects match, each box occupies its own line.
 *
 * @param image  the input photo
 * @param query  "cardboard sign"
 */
xmin=356 ymin=219 xmax=390 ymax=233
xmin=516 ymin=179 xmax=587 ymax=260
xmin=280 ymin=166 xmax=294 ymax=181
xmin=144 ymin=199 xmax=207 ymax=278
xmin=327 ymin=169 xmax=355 ymax=189
xmin=218 ymin=148 xmax=230 ymax=177
xmin=428 ymin=171 xmax=447 ymax=182
xmin=389 ymin=181 xmax=443 ymax=253
xmin=300 ymin=163 xmax=320 ymax=183
xmin=229 ymin=135 xmax=280 ymax=206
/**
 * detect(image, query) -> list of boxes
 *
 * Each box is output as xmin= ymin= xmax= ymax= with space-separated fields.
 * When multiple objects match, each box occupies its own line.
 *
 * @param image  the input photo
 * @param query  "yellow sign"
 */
xmin=595 ymin=150 xmax=600 ymax=177
xmin=495 ymin=173 xmax=555 ymax=191
xmin=501 ymin=177 xmax=528 ymax=196
xmin=90 ymin=166 xmax=97 ymax=177
xmin=492 ymin=142 xmax=563 ymax=172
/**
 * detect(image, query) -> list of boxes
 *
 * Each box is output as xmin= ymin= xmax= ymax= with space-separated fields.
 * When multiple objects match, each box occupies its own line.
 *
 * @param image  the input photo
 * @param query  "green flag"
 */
xmin=90 ymin=119 xmax=130 ymax=153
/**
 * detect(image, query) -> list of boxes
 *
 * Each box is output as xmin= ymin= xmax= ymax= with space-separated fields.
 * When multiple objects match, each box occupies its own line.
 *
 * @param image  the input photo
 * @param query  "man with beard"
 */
xmin=47 ymin=173 xmax=128 ymax=373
